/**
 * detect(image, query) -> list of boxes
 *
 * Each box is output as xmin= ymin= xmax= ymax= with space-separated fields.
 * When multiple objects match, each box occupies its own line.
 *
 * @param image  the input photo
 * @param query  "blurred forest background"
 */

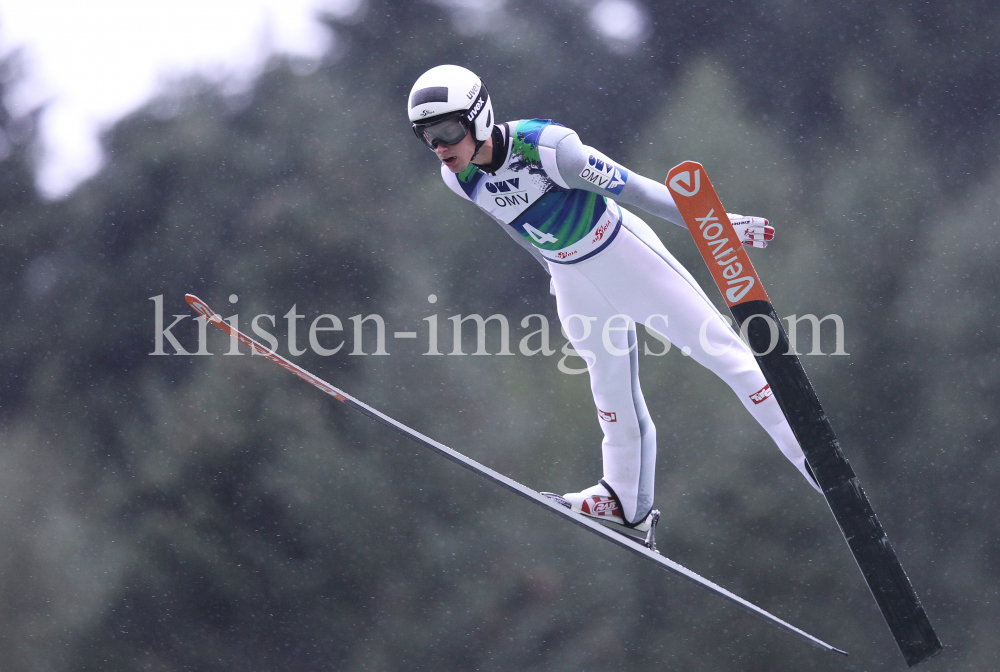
xmin=1 ymin=0 xmax=998 ymax=670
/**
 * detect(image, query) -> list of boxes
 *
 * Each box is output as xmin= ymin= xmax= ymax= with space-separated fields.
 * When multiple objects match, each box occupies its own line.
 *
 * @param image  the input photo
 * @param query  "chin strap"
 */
xmin=473 ymin=125 xmax=506 ymax=173
xmin=470 ymin=138 xmax=486 ymax=162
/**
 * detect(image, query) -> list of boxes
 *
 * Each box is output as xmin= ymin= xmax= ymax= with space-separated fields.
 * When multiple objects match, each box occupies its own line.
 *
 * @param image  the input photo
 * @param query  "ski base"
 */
xmin=665 ymin=162 xmax=942 ymax=666
xmin=735 ymin=298 xmax=942 ymax=666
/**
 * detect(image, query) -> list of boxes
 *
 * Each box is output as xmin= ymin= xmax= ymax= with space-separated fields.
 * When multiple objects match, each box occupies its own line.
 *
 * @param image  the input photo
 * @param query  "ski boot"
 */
xmin=542 ymin=483 xmax=660 ymax=553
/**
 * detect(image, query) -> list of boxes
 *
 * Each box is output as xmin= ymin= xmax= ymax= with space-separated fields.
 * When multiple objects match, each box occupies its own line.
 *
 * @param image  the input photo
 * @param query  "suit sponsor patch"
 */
xmin=582 ymin=496 xmax=621 ymax=517
xmin=750 ymin=384 xmax=773 ymax=404
xmin=579 ymin=155 xmax=628 ymax=195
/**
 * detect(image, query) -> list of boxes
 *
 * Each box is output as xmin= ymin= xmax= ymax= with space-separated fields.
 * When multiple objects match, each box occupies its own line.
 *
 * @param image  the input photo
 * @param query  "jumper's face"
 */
xmin=434 ymin=131 xmax=477 ymax=173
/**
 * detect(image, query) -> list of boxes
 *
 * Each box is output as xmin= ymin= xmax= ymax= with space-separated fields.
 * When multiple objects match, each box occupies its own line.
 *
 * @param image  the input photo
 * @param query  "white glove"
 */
xmin=727 ymin=213 xmax=774 ymax=249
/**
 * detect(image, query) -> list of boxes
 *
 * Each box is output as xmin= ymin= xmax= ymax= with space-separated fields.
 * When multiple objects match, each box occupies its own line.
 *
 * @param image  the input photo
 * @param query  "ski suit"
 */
xmin=440 ymin=119 xmax=818 ymax=525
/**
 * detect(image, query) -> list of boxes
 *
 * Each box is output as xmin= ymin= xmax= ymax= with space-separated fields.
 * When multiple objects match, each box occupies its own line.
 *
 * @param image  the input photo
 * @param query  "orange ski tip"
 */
xmin=668 ymin=159 xmax=703 ymax=173
xmin=666 ymin=163 xmax=770 ymax=306
xmin=665 ymin=161 xmax=706 ymax=199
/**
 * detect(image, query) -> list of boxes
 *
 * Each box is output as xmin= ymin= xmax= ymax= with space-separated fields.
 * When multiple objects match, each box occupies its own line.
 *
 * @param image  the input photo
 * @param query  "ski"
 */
xmin=185 ymin=293 xmax=846 ymax=657
xmin=666 ymin=162 xmax=942 ymax=666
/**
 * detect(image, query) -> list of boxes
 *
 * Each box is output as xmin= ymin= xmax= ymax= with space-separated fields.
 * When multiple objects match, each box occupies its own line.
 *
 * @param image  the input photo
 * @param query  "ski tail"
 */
xmin=665 ymin=162 xmax=942 ymax=666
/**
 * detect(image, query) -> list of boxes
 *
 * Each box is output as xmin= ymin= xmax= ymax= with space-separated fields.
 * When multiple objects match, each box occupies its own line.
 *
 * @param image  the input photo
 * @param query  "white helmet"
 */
xmin=408 ymin=65 xmax=493 ymax=150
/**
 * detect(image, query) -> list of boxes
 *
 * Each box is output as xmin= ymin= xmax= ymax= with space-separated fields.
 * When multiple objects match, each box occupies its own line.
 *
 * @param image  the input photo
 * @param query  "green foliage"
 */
xmin=0 ymin=0 xmax=998 ymax=670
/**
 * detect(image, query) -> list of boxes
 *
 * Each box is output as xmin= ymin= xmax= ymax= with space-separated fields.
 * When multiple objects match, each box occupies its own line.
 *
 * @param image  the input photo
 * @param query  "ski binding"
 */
xmin=541 ymin=492 xmax=660 ymax=553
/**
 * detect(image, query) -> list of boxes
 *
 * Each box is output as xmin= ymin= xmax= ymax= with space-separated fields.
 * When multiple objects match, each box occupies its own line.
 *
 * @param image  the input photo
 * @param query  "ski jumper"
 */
xmin=441 ymin=119 xmax=819 ymax=525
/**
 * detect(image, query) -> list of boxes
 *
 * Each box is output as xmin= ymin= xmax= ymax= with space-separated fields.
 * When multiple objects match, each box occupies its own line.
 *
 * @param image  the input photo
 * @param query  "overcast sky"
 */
xmin=0 ymin=0 xmax=640 ymax=199
xmin=0 ymin=0 xmax=358 ymax=198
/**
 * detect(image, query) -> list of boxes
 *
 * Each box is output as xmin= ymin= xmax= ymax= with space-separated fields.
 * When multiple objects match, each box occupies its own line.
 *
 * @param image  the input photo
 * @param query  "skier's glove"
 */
xmin=727 ymin=214 xmax=774 ymax=249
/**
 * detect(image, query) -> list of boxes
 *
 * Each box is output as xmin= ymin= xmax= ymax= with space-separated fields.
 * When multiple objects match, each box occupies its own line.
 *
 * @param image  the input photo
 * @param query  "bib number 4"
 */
xmin=522 ymin=223 xmax=559 ymax=245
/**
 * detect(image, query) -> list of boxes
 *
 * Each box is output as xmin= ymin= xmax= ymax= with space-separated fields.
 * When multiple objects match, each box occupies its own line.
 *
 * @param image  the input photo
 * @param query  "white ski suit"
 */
xmin=440 ymin=119 xmax=818 ymax=525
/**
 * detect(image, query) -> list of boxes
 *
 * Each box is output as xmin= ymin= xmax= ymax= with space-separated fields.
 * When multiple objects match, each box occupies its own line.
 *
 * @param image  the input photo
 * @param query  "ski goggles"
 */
xmin=412 ymin=115 xmax=470 ymax=149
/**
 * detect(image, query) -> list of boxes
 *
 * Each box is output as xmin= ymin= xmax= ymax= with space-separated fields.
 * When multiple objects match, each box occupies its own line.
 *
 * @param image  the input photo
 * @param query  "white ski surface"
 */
xmin=185 ymin=293 xmax=847 ymax=657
